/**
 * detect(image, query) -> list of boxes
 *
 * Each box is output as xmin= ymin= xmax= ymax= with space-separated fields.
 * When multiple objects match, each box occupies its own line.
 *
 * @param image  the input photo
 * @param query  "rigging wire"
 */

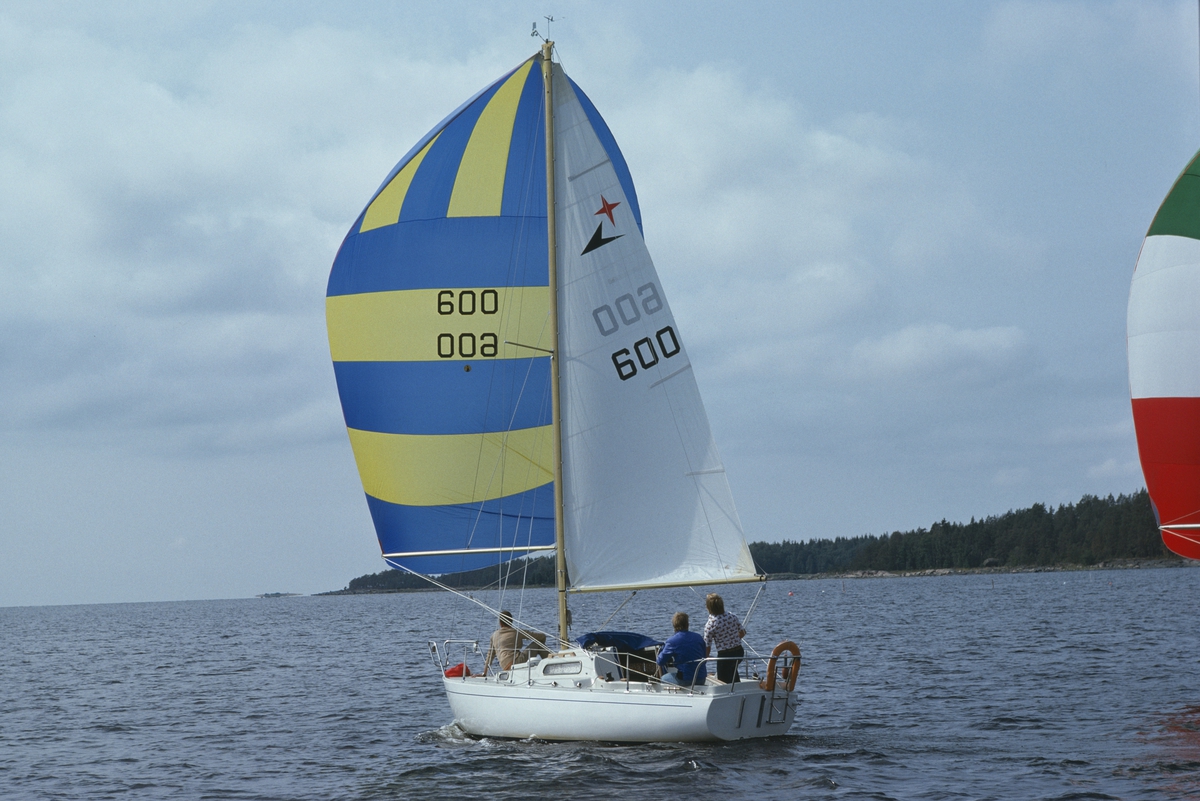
xmin=741 ymin=581 xmax=767 ymax=630
xmin=740 ymin=582 xmax=769 ymax=659
xmin=390 ymin=562 xmax=563 ymax=646
xmin=599 ymin=591 xmax=637 ymax=628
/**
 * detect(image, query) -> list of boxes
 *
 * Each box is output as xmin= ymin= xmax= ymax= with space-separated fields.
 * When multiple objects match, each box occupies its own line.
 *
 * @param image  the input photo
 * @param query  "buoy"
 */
xmin=788 ymin=591 xmax=794 ymax=596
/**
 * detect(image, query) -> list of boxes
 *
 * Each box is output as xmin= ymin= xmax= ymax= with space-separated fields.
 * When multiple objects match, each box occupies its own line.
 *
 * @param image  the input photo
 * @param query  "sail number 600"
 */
xmin=612 ymin=326 xmax=680 ymax=381
xmin=435 ymin=290 xmax=500 ymax=358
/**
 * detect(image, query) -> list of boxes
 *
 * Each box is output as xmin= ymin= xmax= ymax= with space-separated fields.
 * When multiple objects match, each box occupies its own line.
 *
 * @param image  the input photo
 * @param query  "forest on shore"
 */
xmin=335 ymin=490 xmax=1175 ymax=593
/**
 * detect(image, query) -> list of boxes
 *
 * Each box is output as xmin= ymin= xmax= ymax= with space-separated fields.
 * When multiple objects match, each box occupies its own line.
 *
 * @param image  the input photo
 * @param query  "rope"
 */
xmin=740 ymin=582 xmax=768 ymax=658
xmin=742 ymin=581 xmax=767 ymax=629
xmin=389 ymin=563 xmax=564 ymax=647
xmin=599 ymin=591 xmax=637 ymax=628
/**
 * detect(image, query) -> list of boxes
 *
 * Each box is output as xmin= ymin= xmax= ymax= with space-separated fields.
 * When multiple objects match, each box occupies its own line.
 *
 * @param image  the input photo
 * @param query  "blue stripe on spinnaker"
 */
xmin=366 ymin=63 xmax=526 ymax=204
xmin=399 ymin=81 xmax=505 ymax=223
xmin=568 ymin=76 xmax=643 ymax=235
xmin=333 ymin=357 xmax=551 ymax=435
xmin=327 ymin=216 xmax=549 ymax=296
xmin=368 ymin=488 xmax=555 ymax=575
xmin=501 ymin=67 xmax=547 ymax=218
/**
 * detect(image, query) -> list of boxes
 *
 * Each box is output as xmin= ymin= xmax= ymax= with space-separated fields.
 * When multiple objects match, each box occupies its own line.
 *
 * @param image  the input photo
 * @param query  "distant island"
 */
xmin=326 ymin=490 xmax=1187 ymax=594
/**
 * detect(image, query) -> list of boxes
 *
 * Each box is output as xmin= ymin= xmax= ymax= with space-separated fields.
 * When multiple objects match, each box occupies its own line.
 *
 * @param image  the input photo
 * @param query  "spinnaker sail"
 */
xmin=327 ymin=58 xmax=556 ymax=575
xmin=1128 ymin=148 xmax=1200 ymax=560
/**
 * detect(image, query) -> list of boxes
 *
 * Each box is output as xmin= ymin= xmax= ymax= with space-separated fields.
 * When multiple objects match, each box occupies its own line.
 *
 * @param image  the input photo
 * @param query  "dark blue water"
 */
xmin=3 ymin=568 xmax=1199 ymax=800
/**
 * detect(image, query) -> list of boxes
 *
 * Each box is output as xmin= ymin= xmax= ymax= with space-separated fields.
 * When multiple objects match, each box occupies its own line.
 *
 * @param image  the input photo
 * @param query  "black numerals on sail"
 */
xmin=592 ymin=283 xmax=679 ymax=381
xmin=612 ymin=327 xmax=680 ymax=380
xmin=436 ymin=290 xmax=499 ymax=359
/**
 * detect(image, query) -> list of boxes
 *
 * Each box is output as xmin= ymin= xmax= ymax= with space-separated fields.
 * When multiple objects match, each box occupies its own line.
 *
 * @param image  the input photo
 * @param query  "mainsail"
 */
xmin=327 ymin=53 xmax=757 ymax=588
xmin=1128 ymin=148 xmax=1200 ymax=560
xmin=550 ymin=69 xmax=756 ymax=590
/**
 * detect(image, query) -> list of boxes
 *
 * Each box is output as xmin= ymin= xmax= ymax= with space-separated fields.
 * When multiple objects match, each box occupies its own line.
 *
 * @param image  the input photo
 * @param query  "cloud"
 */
xmin=1086 ymin=457 xmax=1141 ymax=480
xmin=846 ymin=323 xmax=1029 ymax=385
xmin=0 ymin=17 xmax=536 ymax=455
xmin=980 ymin=0 xmax=1194 ymax=80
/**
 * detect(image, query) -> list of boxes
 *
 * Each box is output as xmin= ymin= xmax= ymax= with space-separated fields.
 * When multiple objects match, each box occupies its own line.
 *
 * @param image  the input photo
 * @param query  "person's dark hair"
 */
xmin=672 ymin=612 xmax=689 ymax=632
xmin=499 ymin=610 xmax=514 ymax=628
xmin=706 ymin=593 xmax=725 ymax=616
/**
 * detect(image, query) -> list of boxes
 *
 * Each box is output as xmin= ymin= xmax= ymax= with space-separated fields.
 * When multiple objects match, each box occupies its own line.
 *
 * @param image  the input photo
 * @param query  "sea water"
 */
xmin=2 ymin=567 xmax=1198 ymax=800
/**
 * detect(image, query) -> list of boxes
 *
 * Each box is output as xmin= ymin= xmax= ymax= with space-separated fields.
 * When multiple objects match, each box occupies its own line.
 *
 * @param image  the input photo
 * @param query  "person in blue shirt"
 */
xmin=656 ymin=612 xmax=707 ymax=687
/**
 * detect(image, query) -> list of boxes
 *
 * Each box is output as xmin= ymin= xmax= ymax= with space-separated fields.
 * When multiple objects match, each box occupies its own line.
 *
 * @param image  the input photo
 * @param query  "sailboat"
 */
xmin=1128 ymin=148 xmax=1200 ymax=560
xmin=326 ymin=42 xmax=800 ymax=741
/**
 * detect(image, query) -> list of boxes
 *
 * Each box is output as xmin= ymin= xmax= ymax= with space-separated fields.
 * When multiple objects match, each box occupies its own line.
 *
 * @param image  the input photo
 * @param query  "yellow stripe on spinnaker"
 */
xmin=447 ymin=60 xmax=534 ymax=218
xmin=360 ymin=134 xmax=440 ymax=233
xmin=326 ymin=286 xmax=551 ymax=362
xmin=347 ymin=425 xmax=554 ymax=507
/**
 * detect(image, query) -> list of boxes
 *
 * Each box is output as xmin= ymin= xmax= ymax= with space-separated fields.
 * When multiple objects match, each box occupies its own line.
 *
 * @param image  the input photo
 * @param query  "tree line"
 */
xmin=751 ymin=490 xmax=1167 ymax=575
xmin=338 ymin=490 xmax=1171 ymax=592
xmin=343 ymin=554 xmax=558 ymax=593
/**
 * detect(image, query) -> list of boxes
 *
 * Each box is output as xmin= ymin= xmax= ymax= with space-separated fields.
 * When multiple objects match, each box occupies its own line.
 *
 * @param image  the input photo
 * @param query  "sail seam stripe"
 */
xmin=647 ymin=363 xmax=692 ymax=388
xmin=568 ymin=158 xmax=611 ymax=182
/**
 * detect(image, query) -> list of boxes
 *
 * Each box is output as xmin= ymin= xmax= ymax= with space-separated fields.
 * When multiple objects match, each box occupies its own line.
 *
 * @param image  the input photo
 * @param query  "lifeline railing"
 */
xmin=430 ymin=640 xmax=800 ymax=711
xmin=429 ymin=639 xmax=480 ymax=675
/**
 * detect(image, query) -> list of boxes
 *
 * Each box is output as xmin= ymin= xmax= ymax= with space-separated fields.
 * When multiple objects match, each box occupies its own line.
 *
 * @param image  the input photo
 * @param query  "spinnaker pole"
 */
xmin=541 ymin=40 xmax=570 ymax=647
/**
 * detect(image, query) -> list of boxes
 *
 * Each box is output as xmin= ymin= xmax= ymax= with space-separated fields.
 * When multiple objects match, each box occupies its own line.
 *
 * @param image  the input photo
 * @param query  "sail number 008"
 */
xmin=436 ymin=289 xmax=499 ymax=359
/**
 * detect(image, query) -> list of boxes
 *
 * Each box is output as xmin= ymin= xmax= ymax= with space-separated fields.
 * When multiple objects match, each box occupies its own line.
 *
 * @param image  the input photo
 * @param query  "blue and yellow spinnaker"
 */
xmin=326 ymin=55 xmax=641 ymax=575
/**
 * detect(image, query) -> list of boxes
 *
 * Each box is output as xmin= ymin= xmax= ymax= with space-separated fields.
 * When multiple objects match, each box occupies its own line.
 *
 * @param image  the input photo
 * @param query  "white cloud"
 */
xmin=980 ymin=0 xmax=1194 ymax=81
xmin=847 ymin=323 xmax=1029 ymax=385
xmin=1086 ymin=457 xmax=1142 ymax=480
xmin=0 ymin=18 xmax=524 ymax=453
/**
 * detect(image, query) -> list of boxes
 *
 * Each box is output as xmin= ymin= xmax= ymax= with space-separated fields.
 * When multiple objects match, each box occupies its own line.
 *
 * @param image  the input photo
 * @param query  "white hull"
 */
xmin=443 ymin=651 xmax=798 ymax=742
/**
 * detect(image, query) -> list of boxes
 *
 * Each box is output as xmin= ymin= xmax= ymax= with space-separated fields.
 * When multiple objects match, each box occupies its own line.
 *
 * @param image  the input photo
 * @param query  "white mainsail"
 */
xmin=551 ymin=70 xmax=757 ymax=591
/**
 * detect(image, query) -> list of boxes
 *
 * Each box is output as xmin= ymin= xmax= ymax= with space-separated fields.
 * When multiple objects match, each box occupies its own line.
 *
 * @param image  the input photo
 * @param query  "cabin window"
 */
xmin=542 ymin=661 xmax=582 ymax=676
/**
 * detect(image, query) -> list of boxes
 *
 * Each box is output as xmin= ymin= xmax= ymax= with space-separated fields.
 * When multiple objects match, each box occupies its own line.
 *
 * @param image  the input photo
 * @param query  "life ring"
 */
xmin=759 ymin=641 xmax=801 ymax=693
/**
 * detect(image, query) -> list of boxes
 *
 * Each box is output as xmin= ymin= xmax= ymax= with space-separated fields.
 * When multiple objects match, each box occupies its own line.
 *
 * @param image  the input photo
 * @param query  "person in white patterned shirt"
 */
xmin=702 ymin=593 xmax=745 ymax=684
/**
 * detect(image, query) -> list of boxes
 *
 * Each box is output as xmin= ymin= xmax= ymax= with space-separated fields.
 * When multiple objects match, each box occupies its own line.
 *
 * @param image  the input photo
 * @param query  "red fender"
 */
xmin=759 ymin=641 xmax=801 ymax=693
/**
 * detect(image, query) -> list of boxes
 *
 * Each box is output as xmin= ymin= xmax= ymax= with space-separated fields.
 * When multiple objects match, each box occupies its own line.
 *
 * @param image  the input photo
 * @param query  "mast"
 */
xmin=541 ymin=40 xmax=570 ymax=647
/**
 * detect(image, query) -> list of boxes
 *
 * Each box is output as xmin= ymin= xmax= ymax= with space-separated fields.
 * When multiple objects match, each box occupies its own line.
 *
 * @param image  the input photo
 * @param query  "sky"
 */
xmin=2 ymin=1 xmax=1197 ymax=607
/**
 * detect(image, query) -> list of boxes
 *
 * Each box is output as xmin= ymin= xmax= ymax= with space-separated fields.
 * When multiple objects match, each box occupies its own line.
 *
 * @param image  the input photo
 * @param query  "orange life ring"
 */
xmin=759 ymin=640 xmax=801 ymax=692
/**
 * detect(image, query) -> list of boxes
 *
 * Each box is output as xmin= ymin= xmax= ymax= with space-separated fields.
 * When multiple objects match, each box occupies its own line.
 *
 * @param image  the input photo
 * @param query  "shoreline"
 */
xmin=321 ymin=558 xmax=1195 ymax=595
xmin=770 ymin=557 xmax=1194 ymax=581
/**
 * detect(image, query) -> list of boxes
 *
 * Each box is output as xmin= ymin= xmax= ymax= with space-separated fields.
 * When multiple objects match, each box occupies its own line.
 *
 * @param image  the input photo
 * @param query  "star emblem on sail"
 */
xmin=581 ymin=195 xmax=623 ymax=255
